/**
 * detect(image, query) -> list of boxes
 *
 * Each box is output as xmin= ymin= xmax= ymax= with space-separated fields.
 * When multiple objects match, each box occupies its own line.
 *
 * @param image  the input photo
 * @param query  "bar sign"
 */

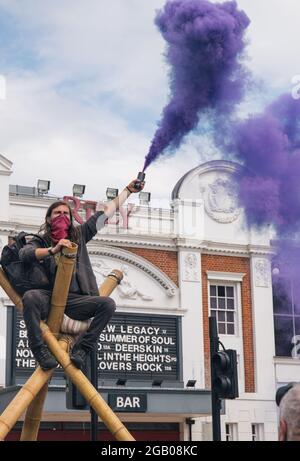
xmin=108 ymin=393 xmax=147 ymax=412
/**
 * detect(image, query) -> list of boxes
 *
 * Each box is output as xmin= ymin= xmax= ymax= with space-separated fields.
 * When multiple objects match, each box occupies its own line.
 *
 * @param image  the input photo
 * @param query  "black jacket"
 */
xmin=19 ymin=211 xmax=106 ymax=296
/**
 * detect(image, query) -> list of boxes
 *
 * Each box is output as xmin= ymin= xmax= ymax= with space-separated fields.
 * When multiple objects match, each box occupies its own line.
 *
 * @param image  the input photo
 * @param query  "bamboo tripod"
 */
xmin=0 ymin=243 xmax=135 ymax=441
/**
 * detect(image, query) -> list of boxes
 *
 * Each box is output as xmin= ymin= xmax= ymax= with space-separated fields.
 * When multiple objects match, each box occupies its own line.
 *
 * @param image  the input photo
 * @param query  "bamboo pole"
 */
xmin=99 ymin=270 xmax=123 ymax=297
xmin=46 ymin=243 xmax=78 ymax=334
xmin=40 ymin=323 xmax=134 ymax=441
xmin=0 ymin=269 xmax=23 ymax=312
xmin=21 ymin=243 xmax=78 ymax=440
xmin=0 ymin=337 xmax=70 ymax=440
xmin=0 ymin=267 xmax=133 ymax=441
xmin=19 ymin=336 xmax=73 ymax=442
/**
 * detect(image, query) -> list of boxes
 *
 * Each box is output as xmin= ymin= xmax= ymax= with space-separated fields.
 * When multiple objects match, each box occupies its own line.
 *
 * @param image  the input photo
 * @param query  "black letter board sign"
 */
xmin=98 ymin=313 xmax=180 ymax=380
xmin=14 ymin=312 xmax=180 ymax=382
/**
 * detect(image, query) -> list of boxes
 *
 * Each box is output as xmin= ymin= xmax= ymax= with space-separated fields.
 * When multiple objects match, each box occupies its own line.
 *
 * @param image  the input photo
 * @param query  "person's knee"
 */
xmin=22 ymin=290 xmax=49 ymax=319
xmin=22 ymin=290 xmax=40 ymax=309
xmin=101 ymin=297 xmax=116 ymax=316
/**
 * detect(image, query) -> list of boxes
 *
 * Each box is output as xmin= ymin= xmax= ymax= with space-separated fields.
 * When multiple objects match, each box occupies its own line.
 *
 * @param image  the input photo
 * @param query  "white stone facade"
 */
xmin=0 ymin=154 xmax=295 ymax=441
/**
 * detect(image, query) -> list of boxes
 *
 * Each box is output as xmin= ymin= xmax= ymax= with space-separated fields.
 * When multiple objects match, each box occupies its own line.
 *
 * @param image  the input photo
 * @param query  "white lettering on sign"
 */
xmin=136 ymin=363 xmax=163 ymax=372
xmin=115 ymin=344 xmax=163 ymax=354
xmin=98 ymin=316 xmax=178 ymax=379
xmin=120 ymin=326 xmax=160 ymax=335
xmin=98 ymin=362 xmax=132 ymax=371
xmin=116 ymin=396 xmax=141 ymax=409
xmin=16 ymin=358 xmax=36 ymax=368
xmin=15 ymin=314 xmax=64 ymax=374
xmin=15 ymin=316 xmax=37 ymax=371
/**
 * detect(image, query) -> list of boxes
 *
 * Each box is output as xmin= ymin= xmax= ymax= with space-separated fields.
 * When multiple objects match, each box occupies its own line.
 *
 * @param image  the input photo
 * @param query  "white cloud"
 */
xmin=237 ymin=0 xmax=300 ymax=93
xmin=0 ymin=72 xmax=152 ymax=199
xmin=0 ymin=0 xmax=298 ymax=202
xmin=0 ymin=0 xmax=169 ymax=111
xmin=0 ymin=0 xmax=172 ymax=199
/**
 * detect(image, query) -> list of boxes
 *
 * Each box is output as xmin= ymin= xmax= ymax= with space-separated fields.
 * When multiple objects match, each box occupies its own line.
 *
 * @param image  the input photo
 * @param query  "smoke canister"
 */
xmin=134 ymin=172 xmax=145 ymax=191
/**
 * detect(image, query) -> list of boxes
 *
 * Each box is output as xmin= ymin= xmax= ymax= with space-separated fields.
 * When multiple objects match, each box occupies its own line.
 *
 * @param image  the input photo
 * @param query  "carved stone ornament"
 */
xmin=183 ymin=253 xmax=200 ymax=282
xmin=254 ymin=258 xmax=270 ymax=288
xmin=291 ymin=335 xmax=300 ymax=359
xmin=118 ymin=265 xmax=154 ymax=301
xmin=90 ymin=247 xmax=177 ymax=297
xmin=92 ymin=260 xmax=153 ymax=301
xmin=204 ymin=178 xmax=241 ymax=223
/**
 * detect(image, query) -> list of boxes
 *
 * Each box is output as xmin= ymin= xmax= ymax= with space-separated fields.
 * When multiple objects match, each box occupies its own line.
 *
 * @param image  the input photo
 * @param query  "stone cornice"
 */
xmin=206 ymin=271 xmax=246 ymax=282
xmin=0 ymin=224 xmax=274 ymax=257
xmin=93 ymin=234 xmax=177 ymax=251
xmin=0 ymin=223 xmax=41 ymax=233
xmin=274 ymin=357 xmax=300 ymax=365
xmin=9 ymin=196 xmax=59 ymax=208
xmin=0 ymin=223 xmax=177 ymax=250
xmin=116 ymin=305 xmax=185 ymax=316
xmin=175 ymin=238 xmax=274 ymax=256
xmin=94 ymin=235 xmax=274 ymax=256
xmin=0 ymin=225 xmax=18 ymax=233
xmin=0 ymin=154 xmax=13 ymax=175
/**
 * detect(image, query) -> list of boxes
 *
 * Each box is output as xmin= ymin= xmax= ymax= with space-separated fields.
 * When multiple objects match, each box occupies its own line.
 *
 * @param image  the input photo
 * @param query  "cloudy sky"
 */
xmin=0 ymin=0 xmax=299 ymax=204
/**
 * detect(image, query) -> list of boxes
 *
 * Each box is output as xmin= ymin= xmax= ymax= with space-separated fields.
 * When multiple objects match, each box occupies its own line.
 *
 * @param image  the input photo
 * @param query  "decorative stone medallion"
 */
xmin=183 ymin=253 xmax=200 ymax=282
xmin=204 ymin=178 xmax=241 ymax=223
xmin=254 ymin=258 xmax=270 ymax=288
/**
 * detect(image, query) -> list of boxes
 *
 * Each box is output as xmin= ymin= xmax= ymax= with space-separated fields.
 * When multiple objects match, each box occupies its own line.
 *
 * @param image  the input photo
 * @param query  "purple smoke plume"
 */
xmin=141 ymin=1 xmax=299 ymax=353
xmin=233 ymin=95 xmax=300 ymax=235
xmin=232 ymin=94 xmax=300 ymax=353
xmin=143 ymin=0 xmax=250 ymax=171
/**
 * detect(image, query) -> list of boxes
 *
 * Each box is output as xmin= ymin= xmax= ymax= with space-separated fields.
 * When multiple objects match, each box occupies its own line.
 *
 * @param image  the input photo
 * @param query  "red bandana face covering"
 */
xmin=50 ymin=214 xmax=70 ymax=243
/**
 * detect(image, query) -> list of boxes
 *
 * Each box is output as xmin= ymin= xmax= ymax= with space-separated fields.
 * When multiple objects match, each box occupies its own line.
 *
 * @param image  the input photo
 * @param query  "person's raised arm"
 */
xmin=103 ymin=179 xmax=145 ymax=219
xmin=80 ymin=178 xmax=145 ymax=243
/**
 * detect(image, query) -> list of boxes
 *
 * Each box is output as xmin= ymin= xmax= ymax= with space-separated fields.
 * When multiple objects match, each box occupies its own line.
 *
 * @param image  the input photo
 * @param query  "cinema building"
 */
xmin=0 ymin=153 xmax=297 ymax=441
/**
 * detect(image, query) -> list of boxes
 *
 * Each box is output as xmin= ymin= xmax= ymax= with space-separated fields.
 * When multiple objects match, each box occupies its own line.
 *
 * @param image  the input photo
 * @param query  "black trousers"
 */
xmin=22 ymin=289 xmax=116 ymax=352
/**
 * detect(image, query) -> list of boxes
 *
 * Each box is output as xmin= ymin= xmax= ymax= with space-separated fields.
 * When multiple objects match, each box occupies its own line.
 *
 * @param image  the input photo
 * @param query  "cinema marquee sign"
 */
xmin=97 ymin=313 xmax=180 ymax=381
xmin=14 ymin=313 xmax=180 ymax=382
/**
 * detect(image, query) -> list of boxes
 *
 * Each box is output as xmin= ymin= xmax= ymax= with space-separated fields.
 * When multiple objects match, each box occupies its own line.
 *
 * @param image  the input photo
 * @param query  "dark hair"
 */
xmin=39 ymin=200 xmax=80 ymax=244
xmin=276 ymin=383 xmax=296 ymax=406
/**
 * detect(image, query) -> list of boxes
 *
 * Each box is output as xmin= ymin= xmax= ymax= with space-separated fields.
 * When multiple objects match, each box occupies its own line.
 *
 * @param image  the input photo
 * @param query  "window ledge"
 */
xmin=206 ymin=271 xmax=246 ymax=282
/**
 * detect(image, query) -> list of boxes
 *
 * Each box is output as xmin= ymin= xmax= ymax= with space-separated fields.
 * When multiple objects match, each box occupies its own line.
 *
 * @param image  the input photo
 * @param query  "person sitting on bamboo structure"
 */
xmin=19 ymin=178 xmax=145 ymax=371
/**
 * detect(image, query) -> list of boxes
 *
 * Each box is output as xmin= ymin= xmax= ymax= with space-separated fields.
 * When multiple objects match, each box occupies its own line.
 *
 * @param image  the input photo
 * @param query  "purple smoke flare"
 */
xmin=272 ymin=242 xmax=300 ymax=317
xmin=233 ymin=95 xmax=300 ymax=235
xmin=268 ymin=94 xmax=300 ymax=151
xmin=141 ymin=1 xmax=300 ymax=352
xmin=143 ymin=0 xmax=250 ymax=171
xmin=231 ymin=94 xmax=300 ymax=347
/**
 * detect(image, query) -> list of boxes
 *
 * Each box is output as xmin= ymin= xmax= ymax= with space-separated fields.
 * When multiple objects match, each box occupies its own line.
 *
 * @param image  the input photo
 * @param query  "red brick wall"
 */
xmin=202 ymin=254 xmax=255 ymax=393
xmin=122 ymin=247 xmax=178 ymax=286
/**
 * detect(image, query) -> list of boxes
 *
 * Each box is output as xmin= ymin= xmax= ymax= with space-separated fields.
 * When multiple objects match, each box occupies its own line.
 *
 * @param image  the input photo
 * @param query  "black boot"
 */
xmin=32 ymin=344 xmax=58 ymax=371
xmin=70 ymin=344 xmax=88 ymax=370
